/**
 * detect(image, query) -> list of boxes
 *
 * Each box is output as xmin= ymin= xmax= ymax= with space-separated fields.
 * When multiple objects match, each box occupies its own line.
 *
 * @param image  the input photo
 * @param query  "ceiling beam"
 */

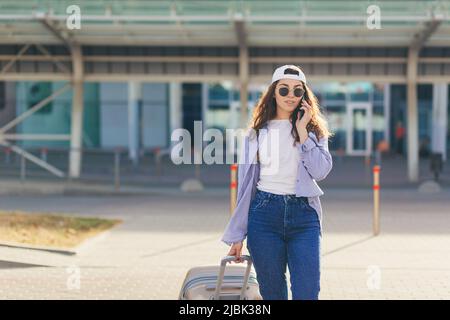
xmin=410 ymin=18 xmax=442 ymax=51
xmin=38 ymin=15 xmax=76 ymax=49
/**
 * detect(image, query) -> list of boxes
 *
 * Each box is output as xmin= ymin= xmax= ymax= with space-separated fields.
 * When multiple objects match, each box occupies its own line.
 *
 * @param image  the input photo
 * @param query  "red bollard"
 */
xmin=373 ymin=165 xmax=381 ymax=236
xmin=230 ymin=164 xmax=238 ymax=215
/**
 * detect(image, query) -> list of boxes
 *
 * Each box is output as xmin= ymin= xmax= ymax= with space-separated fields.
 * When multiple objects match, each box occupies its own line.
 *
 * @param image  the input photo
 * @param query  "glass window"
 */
xmin=418 ymin=102 xmax=432 ymax=157
xmin=418 ymin=84 xmax=432 ymax=157
xmin=373 ymin=83 xmax=384 ymax=103
xmin=372 ymin=105 xmax=385 ymax=152
xmin=205 ymin=109 xmax=230 ymax=133
xmin=28 ymin=82 xmax=53 ymax=114
xmin=447 ymin=84 xmax=450 ymax=156
xmin=312 ymin=82 xmax=346 ymax=103
xmin=324 ymin=105 xmax=346 ymax=152
xmin=207 ymin=83 xmax=230 ymax=132
xmin=348 ymin=82 xmax=371 ymax=102
xmin=209 ymin=83 xmax=229 ymax=102
xmin=325 ymin=91 xmax=346 ymax=101
xmin=418 ymin=84 xmax=432 ymax=101
xmin=352 ymin=108 xmax=367 ymax=151
xmin=209 ymin=83 xmax=229 ymax=111
xmin=232 ymin=90 xmax=253 ymax=102
xmin=0 ymin=82 xmax=5 ymax=110
xmin=326 ymin=84 xmax=345 ymax=102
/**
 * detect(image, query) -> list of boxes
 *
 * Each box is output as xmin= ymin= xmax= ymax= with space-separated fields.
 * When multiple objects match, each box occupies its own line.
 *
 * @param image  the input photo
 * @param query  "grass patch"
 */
xmin=0 ymin=210 xmax=122 ymax=249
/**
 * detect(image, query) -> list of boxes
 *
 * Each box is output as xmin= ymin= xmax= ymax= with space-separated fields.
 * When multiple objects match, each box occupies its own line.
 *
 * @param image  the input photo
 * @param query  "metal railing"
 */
xmin=0 ymin=145 xmax=234 ymax=189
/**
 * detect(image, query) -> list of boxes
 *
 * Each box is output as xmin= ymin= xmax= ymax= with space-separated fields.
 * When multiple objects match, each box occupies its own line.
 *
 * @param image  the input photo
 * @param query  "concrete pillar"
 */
xmin=69 ymin=44 xmax=84 ymax=178
xmin=406 ymin=48 xmax=419 ymax=182
xmin=128 ymin=81 xmax=141 ymax=166
xmin=431 ymin=83 xmax=448 ymax=161
xmin=239 ymin=45 xmax=249 ymax=129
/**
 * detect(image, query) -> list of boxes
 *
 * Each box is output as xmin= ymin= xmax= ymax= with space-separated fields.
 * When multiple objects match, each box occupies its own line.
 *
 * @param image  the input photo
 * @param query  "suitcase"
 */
xmin=179 ymin=255 xmax=262 ymax=300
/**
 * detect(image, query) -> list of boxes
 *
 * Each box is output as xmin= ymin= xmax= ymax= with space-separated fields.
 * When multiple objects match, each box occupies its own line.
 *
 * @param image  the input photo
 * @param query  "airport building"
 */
xmin=0 ymin=0 xmax=449 ymax=181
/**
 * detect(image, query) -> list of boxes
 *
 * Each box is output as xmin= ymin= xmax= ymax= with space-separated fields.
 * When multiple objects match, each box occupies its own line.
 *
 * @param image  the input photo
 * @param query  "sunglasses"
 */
xmin=278 ymin=86 xmax=305 ymax=98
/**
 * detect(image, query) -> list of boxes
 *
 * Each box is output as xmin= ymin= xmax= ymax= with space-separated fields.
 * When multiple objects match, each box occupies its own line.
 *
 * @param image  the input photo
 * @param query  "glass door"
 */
xmin=347 ymin=103 xmax=372 ymax=156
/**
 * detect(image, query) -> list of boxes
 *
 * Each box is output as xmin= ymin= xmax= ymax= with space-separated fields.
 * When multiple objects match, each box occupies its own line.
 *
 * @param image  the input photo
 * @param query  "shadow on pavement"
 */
xmin=322 ymin=235 xmax=376 ymax=256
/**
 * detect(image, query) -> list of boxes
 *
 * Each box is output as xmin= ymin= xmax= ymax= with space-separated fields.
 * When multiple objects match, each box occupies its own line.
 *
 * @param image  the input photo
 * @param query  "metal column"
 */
xmin=406 ymin=48 xmax=419 ymax=182
xmin=431 ymin=83 xmax=448 ymax=161
xmin=406 ymin=18 xmax=441 ymax=182
xmin=128 ymin=81 xmax=142 ymax=166
xmin=69 ymin=44 xmax=84 ymax=178
xmin=235 ymin=15 xmax=249 ymax=129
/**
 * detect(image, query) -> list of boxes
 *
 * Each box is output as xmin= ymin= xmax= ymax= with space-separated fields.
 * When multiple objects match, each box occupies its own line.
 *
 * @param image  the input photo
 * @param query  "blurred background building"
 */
xmin=0 ymin=0 xmax=449 ymax=183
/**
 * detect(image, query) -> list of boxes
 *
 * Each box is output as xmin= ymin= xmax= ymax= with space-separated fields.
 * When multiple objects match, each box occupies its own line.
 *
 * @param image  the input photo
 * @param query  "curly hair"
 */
xmin=250 ymin=75 xmax=332 ymax=142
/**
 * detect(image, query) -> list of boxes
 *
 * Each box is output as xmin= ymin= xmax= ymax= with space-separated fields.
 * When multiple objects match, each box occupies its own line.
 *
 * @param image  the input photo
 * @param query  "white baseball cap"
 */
xmin=271 ymin=65 xmax=306 ymax=84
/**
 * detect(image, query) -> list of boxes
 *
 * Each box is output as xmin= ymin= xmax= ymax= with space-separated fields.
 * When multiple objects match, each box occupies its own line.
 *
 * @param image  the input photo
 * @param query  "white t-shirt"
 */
xmin=256 ymin=119 xmax=300 ymax=195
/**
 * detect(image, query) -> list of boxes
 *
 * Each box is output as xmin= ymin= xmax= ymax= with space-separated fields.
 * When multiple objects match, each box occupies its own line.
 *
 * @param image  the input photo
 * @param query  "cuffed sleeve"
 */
xmin=298 ymin=135 xmax=333 ymax=181
xmin=222 ymin=237 xmax=244 ymax=247
xmin=300 ymin=136 xmax=317 ymax=153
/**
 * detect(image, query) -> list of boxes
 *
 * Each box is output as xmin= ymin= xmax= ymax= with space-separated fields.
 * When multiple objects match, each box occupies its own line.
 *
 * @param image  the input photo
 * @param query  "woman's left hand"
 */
xmin=295 ymin=100 xmax=312 ymax=131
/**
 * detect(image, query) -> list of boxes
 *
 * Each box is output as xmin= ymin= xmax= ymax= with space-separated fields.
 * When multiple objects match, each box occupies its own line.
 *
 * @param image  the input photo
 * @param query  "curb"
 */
xmin=0 ymin=221 xmax=123 ymax=256
xmin=0 ymin=241 xmax=76 ymax=256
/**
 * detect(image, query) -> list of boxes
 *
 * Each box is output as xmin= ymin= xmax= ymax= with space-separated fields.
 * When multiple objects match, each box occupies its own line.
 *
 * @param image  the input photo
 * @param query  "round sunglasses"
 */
xmin=278 ymin=86 xmax=305 ymax=98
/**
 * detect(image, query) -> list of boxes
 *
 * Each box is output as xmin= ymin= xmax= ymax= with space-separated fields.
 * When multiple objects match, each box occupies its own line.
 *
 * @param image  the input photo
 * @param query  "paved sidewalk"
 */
xmin=0 ymin=188 xmax=449 ymax=299
xmin=1 ymin=153 xmax=449 ymax=189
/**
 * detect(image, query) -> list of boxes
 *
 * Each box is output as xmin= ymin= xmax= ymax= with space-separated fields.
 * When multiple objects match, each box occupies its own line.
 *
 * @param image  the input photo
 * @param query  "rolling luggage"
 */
xmin=179 ymin=255 xmax=262 ymax=300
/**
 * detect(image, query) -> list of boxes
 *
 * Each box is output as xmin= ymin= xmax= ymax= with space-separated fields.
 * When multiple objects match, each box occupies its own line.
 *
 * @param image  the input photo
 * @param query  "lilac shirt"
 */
xmin=221 ymin=128 xmax=333 ymax=246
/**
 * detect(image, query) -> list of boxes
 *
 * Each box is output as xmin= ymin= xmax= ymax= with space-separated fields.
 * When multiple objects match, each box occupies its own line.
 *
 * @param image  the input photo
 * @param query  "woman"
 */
xmin=221 ymin=65 xmax=333 ymax=300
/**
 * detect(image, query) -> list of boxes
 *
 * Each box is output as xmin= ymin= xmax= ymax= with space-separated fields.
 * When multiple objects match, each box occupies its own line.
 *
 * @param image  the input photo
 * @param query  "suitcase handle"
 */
xmin=206 ymin=283 xmax=244 ymax=291
xmin=213 ymin=255 xmax=253 ymax=300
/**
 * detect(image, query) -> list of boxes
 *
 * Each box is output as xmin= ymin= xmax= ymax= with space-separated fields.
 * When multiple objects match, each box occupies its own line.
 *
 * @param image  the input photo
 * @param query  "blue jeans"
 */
xmin=247 ymin=189 xmax=321 ymax=300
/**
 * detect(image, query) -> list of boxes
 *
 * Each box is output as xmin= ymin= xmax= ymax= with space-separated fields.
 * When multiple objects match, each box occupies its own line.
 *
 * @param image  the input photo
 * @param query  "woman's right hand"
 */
xmin=227 ymin=241 xmax=244 ymax=263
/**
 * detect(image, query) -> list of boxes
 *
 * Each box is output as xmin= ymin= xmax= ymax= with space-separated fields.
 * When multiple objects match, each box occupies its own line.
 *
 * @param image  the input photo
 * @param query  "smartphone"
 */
xmin=291 ymin=96 xmax=305 ymax=126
